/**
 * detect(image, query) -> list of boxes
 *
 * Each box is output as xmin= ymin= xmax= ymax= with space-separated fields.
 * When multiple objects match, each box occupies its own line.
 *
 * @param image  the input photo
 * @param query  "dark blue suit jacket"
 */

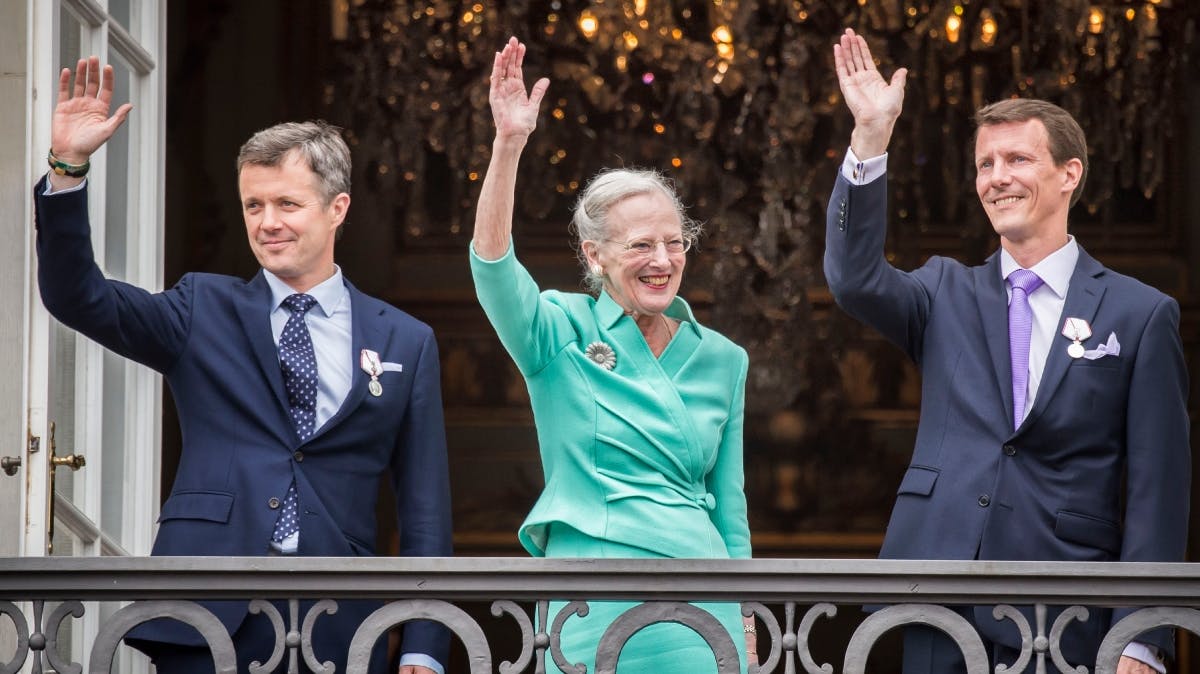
xmin=825 ymin=173 xmax=1190 ymax=662
xmin=34 ymin=176 xmax=452 ymax=668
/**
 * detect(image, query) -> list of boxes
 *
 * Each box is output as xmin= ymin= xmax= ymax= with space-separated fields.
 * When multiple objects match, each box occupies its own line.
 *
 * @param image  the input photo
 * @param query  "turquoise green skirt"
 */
xmin=544 ymin=523 xmax=747 ymax=674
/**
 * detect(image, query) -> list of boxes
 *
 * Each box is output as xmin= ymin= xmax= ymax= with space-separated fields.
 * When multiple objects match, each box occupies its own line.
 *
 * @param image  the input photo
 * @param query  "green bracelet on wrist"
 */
xmin=47 ymin=149 xmax=90 ymax=178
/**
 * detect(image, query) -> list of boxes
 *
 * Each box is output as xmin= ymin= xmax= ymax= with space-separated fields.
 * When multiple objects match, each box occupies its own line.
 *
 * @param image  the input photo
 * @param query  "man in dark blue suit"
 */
xmin=825 ymin=30 xmax=1189 ymax=674
xmin=35 ymin=56 xmax=451 ymax=673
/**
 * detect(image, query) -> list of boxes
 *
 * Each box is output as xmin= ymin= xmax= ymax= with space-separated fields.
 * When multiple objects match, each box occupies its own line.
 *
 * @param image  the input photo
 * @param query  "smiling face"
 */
xmin=239 ymin=151 xmax=349 ymax=292
xmin=583 ymin=190 xmax=686 ymax=318
xmin=975 ymin=118 xmax=1081 ymax=254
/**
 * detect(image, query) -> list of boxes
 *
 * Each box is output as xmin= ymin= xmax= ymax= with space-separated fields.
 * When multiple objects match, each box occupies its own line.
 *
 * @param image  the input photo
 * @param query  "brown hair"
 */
xmin=974 ymin=99 xmax=1088 ymax=207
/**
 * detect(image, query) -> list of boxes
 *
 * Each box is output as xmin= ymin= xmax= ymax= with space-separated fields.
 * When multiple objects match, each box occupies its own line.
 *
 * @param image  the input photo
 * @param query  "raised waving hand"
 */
xmin=472 ymin=37 xmax=549 ymax=260
xmin=489 ymin=37 xmax=550 ymax=140
xmin=51 ymin=56 xmax=132 ymax=168
xmin=833 ymin=28 xmax=907 ymax=159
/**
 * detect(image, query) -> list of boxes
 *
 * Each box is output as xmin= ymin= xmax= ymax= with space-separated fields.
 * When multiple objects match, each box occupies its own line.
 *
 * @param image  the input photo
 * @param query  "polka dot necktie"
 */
xmin=272 ymin=293 xmax=319 ymax=544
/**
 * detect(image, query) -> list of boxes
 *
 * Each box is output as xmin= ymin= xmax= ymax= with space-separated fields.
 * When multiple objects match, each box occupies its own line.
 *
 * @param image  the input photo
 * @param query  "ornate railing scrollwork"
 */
xmin=490 ymin=600 xmax=536 ymax=674
xmin=1049 ymin=605 xmax=1091 ymax=674
xmin=990 ymin=604 xmax=1035 ymax=674
xmin=549 ymin=600 xmax=590 ymax=674
xmin=0 ymin=601 xmax=30 ymax=674
xmin=1094 ymin=608 xmax=1200 ymax=674
xmin=843 ymin=604 xmax=990 ymax=674
xmin=797 ymin=602 xmax=839 ymax=674
xmin=345 ymin=599 xmax=492 ymax=674
xmin=741 ymin=601 xmax=784 ymax=673
xmin=2 ymin=557 xmax=1200 ymax=674
xmin=88 ymin=600 xmax=236 ymax=673
xmin=592 ymin=601 xmax=740 ymax=674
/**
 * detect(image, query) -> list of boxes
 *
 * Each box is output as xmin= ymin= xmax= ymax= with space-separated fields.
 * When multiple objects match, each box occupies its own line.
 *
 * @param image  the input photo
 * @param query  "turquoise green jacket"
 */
xmin=470 ymin=243 xmax=751 ymax=559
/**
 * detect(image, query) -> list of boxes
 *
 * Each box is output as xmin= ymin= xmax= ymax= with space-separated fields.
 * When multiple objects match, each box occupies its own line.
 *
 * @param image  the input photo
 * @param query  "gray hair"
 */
xmin=236 ymin=120 xmax=351 ymax=205
xmin=570 ymin=168 xmax=702 ymax=294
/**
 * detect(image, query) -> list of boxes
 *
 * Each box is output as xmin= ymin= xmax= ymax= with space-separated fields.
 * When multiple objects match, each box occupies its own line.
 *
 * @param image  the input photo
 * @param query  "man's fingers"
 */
xmin=99 ymin=64 xmax=116 ymax=103
xmin=106 ymin=103 xmax=133 ymax=133
xmin=72 ymin=58 xmax=87 ymax=99
xmin=84 ymin=55 xmax=101 ymax=98
xmin=57 ymin=68 xmax=71 ymax=105
xmin=891 ymin=67 xmax=908 ymax=90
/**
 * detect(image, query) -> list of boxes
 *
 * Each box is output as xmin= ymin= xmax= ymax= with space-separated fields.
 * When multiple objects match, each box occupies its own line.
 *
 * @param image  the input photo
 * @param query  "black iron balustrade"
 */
xmin=1 ymin=557 xmax=1199 ymax=674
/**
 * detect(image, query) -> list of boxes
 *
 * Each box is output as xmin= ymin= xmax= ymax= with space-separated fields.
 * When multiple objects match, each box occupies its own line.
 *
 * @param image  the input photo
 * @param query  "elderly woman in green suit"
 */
xmin=471 ymin=37 xmax=755 ymax=673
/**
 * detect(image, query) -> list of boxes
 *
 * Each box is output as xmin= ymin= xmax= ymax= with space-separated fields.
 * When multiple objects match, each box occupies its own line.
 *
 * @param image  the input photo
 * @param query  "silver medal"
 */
xmin=369 ymin=378 xmax=383 ymax=397
xmin=1067 ymin=342 xmax=1085 ymax=359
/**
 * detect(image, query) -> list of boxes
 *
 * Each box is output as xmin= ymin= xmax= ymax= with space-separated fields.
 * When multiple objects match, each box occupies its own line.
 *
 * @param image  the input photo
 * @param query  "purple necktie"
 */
xmin=1008 ymin=269 xmax=1044 ymax=429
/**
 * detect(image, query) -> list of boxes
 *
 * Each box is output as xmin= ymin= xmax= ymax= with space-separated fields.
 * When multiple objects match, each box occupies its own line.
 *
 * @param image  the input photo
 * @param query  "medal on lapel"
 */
xmin=360 ymin=349 xmax=384 ymax=396
xmin=1060 ymin=317 xmax=1092 ymax=359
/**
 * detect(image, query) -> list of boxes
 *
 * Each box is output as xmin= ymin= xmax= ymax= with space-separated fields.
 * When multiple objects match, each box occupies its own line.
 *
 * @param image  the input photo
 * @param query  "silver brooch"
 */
xmin=584 ymin=341 xmax=616 ymax=370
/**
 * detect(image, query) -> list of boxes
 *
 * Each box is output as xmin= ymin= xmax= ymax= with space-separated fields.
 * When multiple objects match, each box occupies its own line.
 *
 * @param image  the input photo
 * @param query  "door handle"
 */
xmin=51 ymin=453 xmax=86 ymax=470
xmin=46 ymin=422 xmax=85 ymax=554
xmin=0 ymin=456 xmax=19 ymax=476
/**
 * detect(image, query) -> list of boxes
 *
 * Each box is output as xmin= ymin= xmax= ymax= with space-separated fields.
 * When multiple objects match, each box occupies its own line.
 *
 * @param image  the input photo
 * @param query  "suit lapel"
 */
xmin=973 ymin=254 xmax=1015 ymax=429
xmin=310 ymin=280 xmax=392 ymax=441
xmin=1019 ymin=249 xmax=1106 ymax=432
xmin=233 ymin=272 xmax=293 ymax=426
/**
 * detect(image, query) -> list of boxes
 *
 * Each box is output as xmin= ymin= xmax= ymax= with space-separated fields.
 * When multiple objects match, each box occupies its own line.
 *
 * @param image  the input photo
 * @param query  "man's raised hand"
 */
xmin=833 ymin=28 xmax=906 ymax=159
xmin=51 ymin=56 xmax=132 ymax=166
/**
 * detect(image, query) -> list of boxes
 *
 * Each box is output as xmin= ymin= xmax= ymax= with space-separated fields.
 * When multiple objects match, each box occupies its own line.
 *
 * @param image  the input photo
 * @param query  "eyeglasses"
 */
xmin=603 ymin=237 xmax=693 ymax=257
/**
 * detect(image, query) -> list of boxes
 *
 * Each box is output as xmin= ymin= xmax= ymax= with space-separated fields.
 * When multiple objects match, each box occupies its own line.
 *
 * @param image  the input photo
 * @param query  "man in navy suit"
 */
xmin=825 ymin=29 xmax=1189 ymax=674
xmin=35 ymin=56 xmax=451 ymax=673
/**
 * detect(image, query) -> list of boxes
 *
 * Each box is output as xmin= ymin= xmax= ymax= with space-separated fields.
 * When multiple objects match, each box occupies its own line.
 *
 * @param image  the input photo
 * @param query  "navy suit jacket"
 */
xmin=825 ymin=173 xmax=1190 ymax=661
xmin=34 ymin=176 xmax=452 ymax=667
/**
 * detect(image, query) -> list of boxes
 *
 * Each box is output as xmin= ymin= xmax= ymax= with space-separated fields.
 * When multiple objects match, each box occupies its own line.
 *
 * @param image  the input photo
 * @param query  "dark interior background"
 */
xmin=162 ymin=1 xmax=1200 ymax=670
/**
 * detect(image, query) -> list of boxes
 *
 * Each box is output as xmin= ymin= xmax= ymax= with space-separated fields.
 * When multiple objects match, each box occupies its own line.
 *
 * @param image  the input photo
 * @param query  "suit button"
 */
xmin=293 ymin=451 xmax=304 ymax=462
xmin=1002 ymin=444 xmax=1016 ymax=456
xmin=977 ymin=494 xmax=991 ymax=507
xmin=268 ymin=497 xmax=281 ymax=509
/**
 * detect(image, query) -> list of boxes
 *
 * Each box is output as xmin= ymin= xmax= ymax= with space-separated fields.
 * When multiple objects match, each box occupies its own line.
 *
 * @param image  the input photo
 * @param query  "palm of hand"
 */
xmin=843 ymin=69 xmax=903 ymax=127
xmin=53 ymin=98 xmax=115 ymax=157
xmin=491 ymin=81 xmax=540 ymax=137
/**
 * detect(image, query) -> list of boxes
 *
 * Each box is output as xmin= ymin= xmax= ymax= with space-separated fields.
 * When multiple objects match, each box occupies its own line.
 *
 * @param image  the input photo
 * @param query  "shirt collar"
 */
xmin=263 ymin=265 xmax=347 ymax=318
xmin=999 ymin=236 xmax=1078 ymax=299
xmin=596 ymin=290 xmax=701 ymax=337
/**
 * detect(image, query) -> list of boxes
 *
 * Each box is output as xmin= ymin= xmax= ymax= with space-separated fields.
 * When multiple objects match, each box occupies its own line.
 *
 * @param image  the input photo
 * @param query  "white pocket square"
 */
xmin=381 ymin=361 xmax=403 ymax=373
xmin=1082 ymin=332 xmax=1120 ymax=360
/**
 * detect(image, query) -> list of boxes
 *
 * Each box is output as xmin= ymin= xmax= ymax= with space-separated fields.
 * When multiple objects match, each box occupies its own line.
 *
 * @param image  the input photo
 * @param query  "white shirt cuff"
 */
xmin=840 ymin=148 xmax=888 ymax=185
xmin=399 ymin=652 xmax=444 ymax=674
xmin=42 ymin=174 xmax=88 ymax=195
xmin=1124 ymin=641 xmax=1166 ymax=673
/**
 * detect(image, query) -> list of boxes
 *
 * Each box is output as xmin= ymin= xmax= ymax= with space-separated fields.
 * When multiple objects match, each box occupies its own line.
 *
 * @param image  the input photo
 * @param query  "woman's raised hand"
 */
xmin=489 ymin=37 xmax=550 ymax=140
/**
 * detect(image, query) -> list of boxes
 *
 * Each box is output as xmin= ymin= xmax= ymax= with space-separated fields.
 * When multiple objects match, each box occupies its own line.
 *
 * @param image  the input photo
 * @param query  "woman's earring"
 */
xmin=592 ymin=266 xmax=603 ymax=276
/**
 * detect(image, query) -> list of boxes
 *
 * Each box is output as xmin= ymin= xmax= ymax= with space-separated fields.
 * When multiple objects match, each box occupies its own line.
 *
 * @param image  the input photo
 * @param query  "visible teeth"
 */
xmin=994 ymin=196 xmax=1021 ymax=206
xmin=642 ymin=275 xmax=669 ymax=285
